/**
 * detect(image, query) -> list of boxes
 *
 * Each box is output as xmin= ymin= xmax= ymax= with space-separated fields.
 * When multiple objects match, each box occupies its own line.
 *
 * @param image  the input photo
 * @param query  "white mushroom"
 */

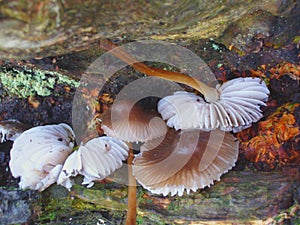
xmin=57 ymin=136 xmax=129 ymax=189
xmin=101 ymin=100 xmax=167 ymax=142
xmin=56 ymin=149 xmax=81 ymax=190
xmin=133 ymin=129 xmax=238 ymax=196
xmin=158 ymin=77 xmax=269 ymax=132
xmin=9 ymin=123 xmax=75 ymax=191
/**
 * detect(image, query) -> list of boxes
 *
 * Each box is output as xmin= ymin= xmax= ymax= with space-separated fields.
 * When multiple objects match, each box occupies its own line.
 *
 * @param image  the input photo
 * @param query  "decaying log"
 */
xmin=70 ymin=170 xmax=299 ymax=224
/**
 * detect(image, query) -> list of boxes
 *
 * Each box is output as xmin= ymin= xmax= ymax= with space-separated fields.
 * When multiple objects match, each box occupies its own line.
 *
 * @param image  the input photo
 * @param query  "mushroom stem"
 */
xmin=99 ymin=40 xmax=219 ymax=102
xmin=125 ymin=146 xmax=137 ymax=225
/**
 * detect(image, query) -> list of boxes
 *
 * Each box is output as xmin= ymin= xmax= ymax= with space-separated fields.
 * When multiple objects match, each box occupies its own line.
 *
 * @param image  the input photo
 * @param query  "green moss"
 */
xmin=72 ymin=184 xmax=128 ymax=211
xmin=145 ymin=213 xmax=166 ymax=225
xmin=0 ymin=66 xmax=79 ymax=98
xmin=37 ymin=197 xmax=73 ymax=222
xmin=292 ymin=36 xmax=300 ymax=44
xmin=37 ymin=195 xmax=125 ymax=223
xmin=136 ymin=213 xmax=166 ymax=225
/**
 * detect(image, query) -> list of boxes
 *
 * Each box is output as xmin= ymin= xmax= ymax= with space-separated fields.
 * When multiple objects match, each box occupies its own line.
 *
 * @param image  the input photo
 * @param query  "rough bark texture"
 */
xmin=0 ymin=189 xmax=40 ymax=224
xmin=1 ymin=169 xmax=298 ymax=224
xmin=35 ymin=170 xmax=299 ymax=224
xmin=0 ymin=0 xmax=299 ymax=59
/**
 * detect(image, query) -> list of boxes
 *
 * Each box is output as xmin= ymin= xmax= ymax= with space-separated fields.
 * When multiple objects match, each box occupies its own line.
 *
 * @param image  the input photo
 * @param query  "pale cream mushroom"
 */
xmin=56 ymin=149 xmax=81 ymax=190
xmin=101 ymin=100 xmax=167 ymax=142
xmin=158 ymin=77 xmax=269 ymax=132
xmin=9 ymin=123 xmax=75 ymax=191
xmin=133 ymin=129 xmax=238 ymax=196
xmin=9 ymin=121 xmax=129 ymax=191
xmin=57 ymin=136 xmax=129 ymax=189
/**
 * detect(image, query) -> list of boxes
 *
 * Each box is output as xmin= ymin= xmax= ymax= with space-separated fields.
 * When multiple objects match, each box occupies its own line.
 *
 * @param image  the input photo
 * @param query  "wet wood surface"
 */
xmin=68 ymin=170 xmax=300 ymax=224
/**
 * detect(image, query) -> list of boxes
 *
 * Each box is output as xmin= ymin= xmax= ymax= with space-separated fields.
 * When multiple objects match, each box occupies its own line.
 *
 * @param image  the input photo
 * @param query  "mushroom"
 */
xmin=9 ymin=121 xmax=129 ymax=191
xmin=57 ymin=136 xmax=129 ymax=189
xmin=101 ymin=99 xmax=167 ymax=142
xmin=133 ymin=128 xmax=239 ymax=196
xmin=100 ymin=40 xmax=270 ymax=132
xmin=158 ymin=77 xmax=269 ymax=132
xmin=100 ymin=98 xmax=168 ymax=224
xmin=9 ymin=123 xmax=75 ymax=191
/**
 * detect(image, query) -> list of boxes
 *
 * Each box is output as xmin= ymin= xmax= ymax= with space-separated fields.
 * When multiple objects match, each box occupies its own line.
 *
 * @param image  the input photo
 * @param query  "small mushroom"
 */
xmin=101 ymin=100 xmax=167 ymax=142
xmin=158 ymin=77 xmax=269 ymax=132
xmin=9 ymin=123 xmax=75 ymax=191
xmin=133 ymin=129 xmax=238 ymax=196
xmin=57 ymin=136 xmax=129 ymax=189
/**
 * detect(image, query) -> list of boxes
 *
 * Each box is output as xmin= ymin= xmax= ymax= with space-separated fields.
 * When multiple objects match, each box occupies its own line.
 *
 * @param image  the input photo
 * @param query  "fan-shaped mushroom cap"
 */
xmin=101 ymin=100 xmax=167 ymax=142
xmin=57 ymin=136 xmax=129 ymax=189
xmin=132 ymin=129 xmax=238 ymax=196
xmin=9 ymin=123 xmax=75 ymax=191
xmin=158 ymin=77 xmax=269 ymax=132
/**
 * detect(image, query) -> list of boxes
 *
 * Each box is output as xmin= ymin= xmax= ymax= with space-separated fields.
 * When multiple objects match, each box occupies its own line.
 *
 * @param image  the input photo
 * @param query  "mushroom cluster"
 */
xmin=9 ymin=123 xmax=129 ymax=191
xmin=98 ymin=39 xmax=270 ymax=196
xmin=8 ymin=40 xmax=270 ymax=198
xmin=99 ymin=98 xmax=240 ymax=196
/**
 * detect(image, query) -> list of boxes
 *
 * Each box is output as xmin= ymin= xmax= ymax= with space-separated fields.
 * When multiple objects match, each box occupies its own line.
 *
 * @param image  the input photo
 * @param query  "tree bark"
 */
xmin=71 ymin=170 xmax=299 ymax=223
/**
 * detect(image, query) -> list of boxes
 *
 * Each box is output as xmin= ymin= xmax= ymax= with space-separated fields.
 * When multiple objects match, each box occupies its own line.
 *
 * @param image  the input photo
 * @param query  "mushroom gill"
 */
xmin=101 ymin=100 xmax=167 ymax=142
xmin=9 ymin=123 xmax=75 ymax=191
xmin=158 ymin=77 xmax=269 ymax=132
xmin=57 ymin=136 xmax=129 ymax=189
xmin=132 ymin=129 xmax=238 ymax=196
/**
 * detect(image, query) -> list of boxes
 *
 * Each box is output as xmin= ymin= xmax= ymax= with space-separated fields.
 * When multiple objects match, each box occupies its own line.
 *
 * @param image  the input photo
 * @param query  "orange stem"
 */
xmin=125 ymin=147 xmax=137 ymax=225
xmin=99 ymin=39 xmax=214 ymax=96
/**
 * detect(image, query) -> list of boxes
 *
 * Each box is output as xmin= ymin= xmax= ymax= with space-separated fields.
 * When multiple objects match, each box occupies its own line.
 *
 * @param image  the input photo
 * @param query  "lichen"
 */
xmin=0 ymin=66 xmax=79 ymax=98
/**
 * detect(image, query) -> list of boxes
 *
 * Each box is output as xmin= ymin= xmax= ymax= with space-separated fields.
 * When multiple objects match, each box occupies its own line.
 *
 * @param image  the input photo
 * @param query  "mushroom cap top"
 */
xmin=101 ymin=100 xmax=167 ymax=142
xmin=158 ymin=77 xmax=269 ymax=132
xmin=133 ymin=128 xmax=238 ymax=196
xmin=57 ymin=136 xmax=129 ymax=189
xmin=9 ymin=123 xmax=75 ymax=191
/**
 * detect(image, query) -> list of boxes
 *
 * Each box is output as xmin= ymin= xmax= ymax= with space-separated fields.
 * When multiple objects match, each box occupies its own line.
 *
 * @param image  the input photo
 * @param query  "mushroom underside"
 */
xmin=133 ymin=129 xmax=239 ymax=196
xmin=158 ymin=77 xmax=269 ymax=133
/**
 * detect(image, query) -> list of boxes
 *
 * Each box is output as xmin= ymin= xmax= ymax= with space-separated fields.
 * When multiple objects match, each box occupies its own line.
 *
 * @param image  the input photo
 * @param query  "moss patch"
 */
xmin=0 ymin=66 xmax=79 ymax=98
xmin=36 ymin=194 xmax=126 ymax=224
